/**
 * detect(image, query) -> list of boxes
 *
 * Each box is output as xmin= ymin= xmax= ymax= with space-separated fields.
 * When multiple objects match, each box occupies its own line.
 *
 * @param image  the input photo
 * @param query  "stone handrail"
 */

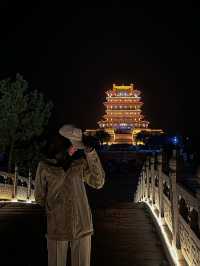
xmin=135 ymin=150 xmax=200 ymax=266
xmin=179 ymin=215 xmax=200 ymax=265
xmin=177 ymin=184 xmax=198 ymax=211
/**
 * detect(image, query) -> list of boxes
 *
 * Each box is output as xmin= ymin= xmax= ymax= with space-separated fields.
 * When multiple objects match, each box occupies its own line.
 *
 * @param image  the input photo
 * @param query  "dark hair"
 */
xmin=47 ymin=134 xmax=72 ymax=159
xmin=43 ymin=133 xmax=73 ymax=170
xmin=45 ymin=132 xmax=87 ymax=170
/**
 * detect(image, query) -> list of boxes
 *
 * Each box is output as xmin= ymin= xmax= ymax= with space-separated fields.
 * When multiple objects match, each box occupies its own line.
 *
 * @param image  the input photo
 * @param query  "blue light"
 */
xmin=172 ymin=136 xmax=178 ymax=145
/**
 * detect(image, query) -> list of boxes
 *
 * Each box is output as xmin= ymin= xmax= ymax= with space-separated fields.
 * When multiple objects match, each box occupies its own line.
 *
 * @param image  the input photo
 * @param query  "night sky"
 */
xmin=0 ymin=4 xmax=200 ymax=138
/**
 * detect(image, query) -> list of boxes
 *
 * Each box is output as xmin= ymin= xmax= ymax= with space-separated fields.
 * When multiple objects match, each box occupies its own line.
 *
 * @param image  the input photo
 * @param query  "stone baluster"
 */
xmin=140 ymin=174 xmax=143 ymax=201
xmin=142 ymin=165 xmax=146 ymax=200
xmin=139 ymin=166 xmax=143 ymax=201
xmin=13 ymin=164 xmax=18 ymax=200
xmin=136 ymin=175 xmax=140 ymax=202
xmin=139 ymin=171 xmax=142 ymax=201
xmin=138 ymin=175 xmax=142 ymax=200
xmin=27 ymin=169 xmax=31 ymax=200
xmin=142 ymin=164 xmax=146 ymax=200
xmin=170 ymin=149 xmax=183 ymax=260
xmin=135 ymin=174 xmax=140 ymax=202
xmin=146 ymin=157 xmax=150 ymax=201
xmin=150 ymin=155 xmax=155 ymax=205
xmin=158 ymin=152 xmax=164 ymax=222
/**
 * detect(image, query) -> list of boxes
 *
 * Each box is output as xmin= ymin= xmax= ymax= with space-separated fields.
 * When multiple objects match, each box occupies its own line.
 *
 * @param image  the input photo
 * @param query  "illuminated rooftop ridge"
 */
xmin=113 ymin=83 xmax=134 ymax=91
xmin=106 ymin=83 xmax=141 ymax=97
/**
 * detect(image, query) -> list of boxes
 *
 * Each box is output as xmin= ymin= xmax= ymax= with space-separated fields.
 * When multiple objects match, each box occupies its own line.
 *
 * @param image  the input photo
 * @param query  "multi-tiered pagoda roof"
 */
xmin=98 ymin=84 xmax=149 ymax=132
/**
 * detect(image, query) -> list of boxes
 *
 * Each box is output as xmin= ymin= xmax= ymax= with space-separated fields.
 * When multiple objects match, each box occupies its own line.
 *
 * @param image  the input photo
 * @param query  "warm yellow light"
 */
xmin=137 ymin=141 xmax=144 ymax=145
xmin=144 ymin=200 xmax=180 ymax=265
xmin=11 ymin=198 xmax=18 ymax=202
xmin=0 ymin=199 xmax=36 ymax=205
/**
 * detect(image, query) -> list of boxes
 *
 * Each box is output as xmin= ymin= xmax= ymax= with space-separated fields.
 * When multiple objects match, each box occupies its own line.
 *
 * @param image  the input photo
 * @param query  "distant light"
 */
xmin=172 ymin=136 xmax=178 ymax=145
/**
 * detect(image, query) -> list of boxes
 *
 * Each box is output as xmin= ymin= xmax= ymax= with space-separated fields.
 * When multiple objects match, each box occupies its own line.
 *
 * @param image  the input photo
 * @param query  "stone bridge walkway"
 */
xmin=0 ymin=202 xmax=170 ymax=266
xmin=90 ymin=202 xmax=170 ymax=266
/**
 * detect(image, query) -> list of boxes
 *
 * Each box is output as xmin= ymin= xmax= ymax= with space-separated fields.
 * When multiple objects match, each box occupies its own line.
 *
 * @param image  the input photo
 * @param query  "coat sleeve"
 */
xmin=34 ymin=162 xmax=47 ymax=207
xmin=82 ymin=149 xmax=105 ymax=189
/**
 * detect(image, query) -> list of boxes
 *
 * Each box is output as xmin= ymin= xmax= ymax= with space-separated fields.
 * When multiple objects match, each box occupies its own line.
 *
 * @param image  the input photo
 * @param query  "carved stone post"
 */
xmin=170 ymin=150 xmax=182 ymax=258
xmin=140 ymin=166 xmax=144 ymax=200
xmin=142 ymin=163 xmax=147 ymax=200
xmin=143 ymin=165 xmax=146 ymax=200
xmin=146 ymin=157 xmax=150 ymax=201
xmin=27 ymin=169 xmax=31 ymax=200
xmin=140 ymin=170 xmax=142 ymax=201
xmin=139 ymin=173 xmax=142 ymax=201
xmin=138 ymin=180 xmax=141 ymax=202
xmin=13 ymin=164 xmax=18 ymax=200
xmin=158 ymin=152 xmax=164 ymax=221
xmin=151 ymin=155 xmax=155 ymax=205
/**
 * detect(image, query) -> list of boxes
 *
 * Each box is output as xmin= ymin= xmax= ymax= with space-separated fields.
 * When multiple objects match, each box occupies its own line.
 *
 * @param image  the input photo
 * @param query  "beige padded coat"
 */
xmin=34 ymin=149 xmax=105 ymax=240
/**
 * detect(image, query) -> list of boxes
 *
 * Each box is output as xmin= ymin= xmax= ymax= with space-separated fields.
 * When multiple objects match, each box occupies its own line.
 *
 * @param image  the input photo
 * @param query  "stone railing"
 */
xmin=0 ymin=167 xmax=35 ymax=202
xmin=135 ymin=150 xmax=200 ymax=266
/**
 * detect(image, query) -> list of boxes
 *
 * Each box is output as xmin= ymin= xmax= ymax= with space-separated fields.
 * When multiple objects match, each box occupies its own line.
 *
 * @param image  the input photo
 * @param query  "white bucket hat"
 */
xmin=59 ymin=124 xmax=84 ymax=149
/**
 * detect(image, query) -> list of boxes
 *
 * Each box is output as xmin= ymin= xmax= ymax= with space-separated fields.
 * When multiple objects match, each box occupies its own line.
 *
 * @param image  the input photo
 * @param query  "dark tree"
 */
xmin=95 ymin=130 xmax=111 ymax=145
xmin=0 ymin=73 xmax=53 ymax=173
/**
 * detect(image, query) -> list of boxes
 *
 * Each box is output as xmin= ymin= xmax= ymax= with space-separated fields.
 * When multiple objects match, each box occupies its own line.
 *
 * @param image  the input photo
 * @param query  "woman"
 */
xmin=35 ymin=124 xmax=105 ymax=266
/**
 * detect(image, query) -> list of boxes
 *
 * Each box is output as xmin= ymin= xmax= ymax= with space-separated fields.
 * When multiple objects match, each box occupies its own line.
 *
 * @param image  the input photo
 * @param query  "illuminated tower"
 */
xmin=98 ymin=84 xmax=150 ymax=143
xmin=85 ymin=83 xmax=163 ymax=144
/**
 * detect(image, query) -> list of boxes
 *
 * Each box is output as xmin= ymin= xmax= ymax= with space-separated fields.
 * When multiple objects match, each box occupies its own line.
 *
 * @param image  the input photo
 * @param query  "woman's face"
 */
xmin=67 ymin=145 xmax=77 ymax=156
